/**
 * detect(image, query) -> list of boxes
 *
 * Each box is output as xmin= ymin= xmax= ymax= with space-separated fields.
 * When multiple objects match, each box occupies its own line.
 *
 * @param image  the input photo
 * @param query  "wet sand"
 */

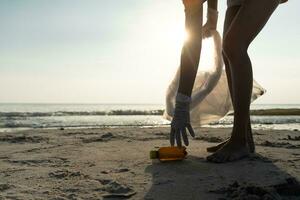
xmin=0 ymin=127 xmax=299 ymax=199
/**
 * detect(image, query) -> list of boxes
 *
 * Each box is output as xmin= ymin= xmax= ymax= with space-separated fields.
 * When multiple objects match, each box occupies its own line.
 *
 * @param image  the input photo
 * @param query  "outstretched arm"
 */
xmin=170 ymin=0 xmax=203 ymax=147
xmin=170 ymin=0 xmax=219 ymax=147
xmin=178 ymin=0 xmax=218 ymax=96
xmin=177 ymin=0 xmax=203 ymax=97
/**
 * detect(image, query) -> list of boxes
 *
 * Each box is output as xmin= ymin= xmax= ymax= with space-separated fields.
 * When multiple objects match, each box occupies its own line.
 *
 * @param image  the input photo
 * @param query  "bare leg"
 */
xmin=207 ymin=0 xmax=279 ymax=163
xmin=206 ymin=6 xmax=254 ymax=153
xmin=206 ymin=123 xmax=254 ymax=152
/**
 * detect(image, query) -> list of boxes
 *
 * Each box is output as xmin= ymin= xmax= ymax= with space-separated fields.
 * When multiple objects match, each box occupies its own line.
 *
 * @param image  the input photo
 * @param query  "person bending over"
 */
xmin=169 ymin=0 xmax=218 ymax=147
xmin=170 ymin=0 xmax=287 ymax=163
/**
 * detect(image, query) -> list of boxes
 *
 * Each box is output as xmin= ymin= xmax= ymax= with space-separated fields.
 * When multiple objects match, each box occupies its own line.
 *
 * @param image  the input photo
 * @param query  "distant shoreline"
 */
xmin=1 ymin=108 xmax=300 ymax=117
xmin=250 ymin=109 xmax=300 ymax=116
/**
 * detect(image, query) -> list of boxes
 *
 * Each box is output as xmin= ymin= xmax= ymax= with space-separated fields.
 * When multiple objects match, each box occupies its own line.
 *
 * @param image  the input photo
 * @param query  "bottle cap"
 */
xmin=150 ymin=150 xmax=159 ymax=159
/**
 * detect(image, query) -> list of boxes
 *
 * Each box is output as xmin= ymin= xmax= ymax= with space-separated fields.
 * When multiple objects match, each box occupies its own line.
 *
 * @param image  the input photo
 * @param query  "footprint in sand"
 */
xmin=281 ymin=135 xmax=300 ymax=141
xmin=0 ymin=135 xmax=49 ymax=143
xmin=101 ymin=168 xmax=130 ymax=174
xmin=209 ymin=178 xmax=300 ymax=199
xmin=81 ymin=133 xmax=115 ymax=143
xmin=49 ymin=169 xmax=87 ymax=179
xmin=0 ymin=183 xmax=13 ymax=192
xmin=260 ymin=141 xmax=300 ymax=149
xmin=6 ymin=157 xmax=70 ymax=167
xmin=96 ymin=179 xmax=136 ymax=199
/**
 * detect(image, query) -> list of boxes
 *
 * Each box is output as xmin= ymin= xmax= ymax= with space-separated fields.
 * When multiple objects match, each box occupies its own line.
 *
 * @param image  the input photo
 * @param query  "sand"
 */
xmin=0 ymin=127 xmax=299 ymax=200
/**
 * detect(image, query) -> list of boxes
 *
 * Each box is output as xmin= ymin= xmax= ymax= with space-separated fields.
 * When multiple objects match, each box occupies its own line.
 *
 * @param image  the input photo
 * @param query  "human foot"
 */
xmin=247 ymin=126 xmax=255 ymax=153
xmin=206 ymin=139 xmax=229 ymax=153
xmin=206 ymin=126 xmax=255 ymax=153
xmin=206 ymin=140 xmax=250 ymax=163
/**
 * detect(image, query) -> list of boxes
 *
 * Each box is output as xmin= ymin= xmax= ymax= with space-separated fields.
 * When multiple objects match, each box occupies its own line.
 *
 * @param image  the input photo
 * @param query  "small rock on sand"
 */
xmin=97 ymin=179 xmax=136 ymax=199
xmin=0 ymin=183 xmax=11 ymax=191
xmin=0 ymin=135 xmax=48 ymax=143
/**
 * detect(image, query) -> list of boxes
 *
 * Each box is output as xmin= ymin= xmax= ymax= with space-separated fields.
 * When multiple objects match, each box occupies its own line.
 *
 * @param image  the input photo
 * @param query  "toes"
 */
xmin=206 ymin=154 xmax=215 ymax=162
xmin=228 ymin=154 xmax=238 ymax=162
xmin=213 ymin=153 xmax=226 ymax=163
xmin=220 ymin=154 xmax=230 ymax=163
xmin=206 ymin=145 xmax=219 ymax=153
xmin=228 ymin=154 xmax=241 ymax=162
xmin=206 ymin=144 xmax=223 ymax=153
xmin=207 ymin=151 xmax=233 ymax=163
xmin=207 ymin=143 xmax=251 ymax=163
xmin=207 ymin=152 xmax=223 ymax=163
xmin=228 ymin=152 xmax=249 ymax=162
xmin=206 ymin=140 xmax=229 ymax=153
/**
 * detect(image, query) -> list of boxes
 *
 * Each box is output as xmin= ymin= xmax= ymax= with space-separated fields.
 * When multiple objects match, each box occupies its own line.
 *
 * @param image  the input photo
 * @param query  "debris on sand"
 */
xmin=97 ymin=179 xmax=136 ymax=199
xmin=101 ymin=132 xmax=114 ymax=139
xmin=101 ymin=168 xmax=130 ymax=174
xmin=0 ymin=135 xmax=48 ymax=143
xmin=49 ymin=169 xmax=85 ymax=179
xmin=281 ymin=135 xmax=300 ymax=141
xmin=0 ymin=183 xmax=12 ymax=191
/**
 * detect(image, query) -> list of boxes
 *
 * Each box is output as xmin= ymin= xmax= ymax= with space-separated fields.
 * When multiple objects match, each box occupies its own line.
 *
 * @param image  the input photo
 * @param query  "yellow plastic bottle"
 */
xmin=150 ymin=146 xmax=187 ymax=161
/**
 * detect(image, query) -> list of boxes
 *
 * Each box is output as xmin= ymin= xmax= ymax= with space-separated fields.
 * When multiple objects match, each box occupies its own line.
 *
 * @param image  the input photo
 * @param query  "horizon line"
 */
xmin=0 ymin=102 xmax=299 ymax=105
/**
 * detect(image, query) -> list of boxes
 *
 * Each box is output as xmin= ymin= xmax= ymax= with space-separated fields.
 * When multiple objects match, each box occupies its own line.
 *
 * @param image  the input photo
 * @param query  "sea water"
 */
xmin=0 ymin=103 xmax=300 ymax=132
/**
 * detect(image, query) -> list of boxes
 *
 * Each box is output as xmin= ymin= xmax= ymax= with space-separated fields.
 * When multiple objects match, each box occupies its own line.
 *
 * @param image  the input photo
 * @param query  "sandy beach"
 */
xmin=0 ymin=127 xmax=299 ymax=200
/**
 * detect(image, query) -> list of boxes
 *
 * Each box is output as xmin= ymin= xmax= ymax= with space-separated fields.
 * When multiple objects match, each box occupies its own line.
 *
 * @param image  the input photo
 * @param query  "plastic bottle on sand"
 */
xmin=150 ymin=146 xmax=187 ymax=162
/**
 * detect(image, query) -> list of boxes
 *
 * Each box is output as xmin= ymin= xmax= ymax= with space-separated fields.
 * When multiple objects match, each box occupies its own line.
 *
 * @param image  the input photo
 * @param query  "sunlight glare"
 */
xmin=170 ymin=26 xmax=189 ymax=47
xmin=198 ymin=36 xmax=216 ymax=72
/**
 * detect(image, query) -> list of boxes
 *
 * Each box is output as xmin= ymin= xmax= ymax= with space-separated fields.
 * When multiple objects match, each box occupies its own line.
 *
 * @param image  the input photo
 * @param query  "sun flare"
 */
xmin=199 ymin=37 xmax=216 ymax=72
xmin=170 ymin=26 xmax=216 ymax=72
xmin=170 ymin=26 xmax=189 ymax=46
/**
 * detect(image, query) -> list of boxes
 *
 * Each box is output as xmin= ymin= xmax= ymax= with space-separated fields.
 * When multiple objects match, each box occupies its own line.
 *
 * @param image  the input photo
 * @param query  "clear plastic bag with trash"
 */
xmin=163 ymin=30 xmax=266 ymax=126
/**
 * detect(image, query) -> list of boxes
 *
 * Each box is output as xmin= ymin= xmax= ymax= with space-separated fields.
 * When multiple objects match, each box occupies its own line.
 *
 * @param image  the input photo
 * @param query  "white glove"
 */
xmin=203 ymin=8 xmax=218 ymax=38
xmin=170 ymin=93 xmax=195 ymax=147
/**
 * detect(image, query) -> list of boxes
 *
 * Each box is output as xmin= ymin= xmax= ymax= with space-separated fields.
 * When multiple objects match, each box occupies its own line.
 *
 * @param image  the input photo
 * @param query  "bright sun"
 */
xmin=170 ymin=26 xmax=189 ymax=47
xmin=199 ymin=37 xmax=216 ymax=72
xmin=181 ymin=29 xmax=190 ymax=43
xmin=171 ymin=26 xmax=216 ymax=72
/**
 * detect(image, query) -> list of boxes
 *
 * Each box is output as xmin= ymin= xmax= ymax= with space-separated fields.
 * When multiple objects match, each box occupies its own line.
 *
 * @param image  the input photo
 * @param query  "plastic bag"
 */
xmin=163 ymin=30 xmax=265 ymax=125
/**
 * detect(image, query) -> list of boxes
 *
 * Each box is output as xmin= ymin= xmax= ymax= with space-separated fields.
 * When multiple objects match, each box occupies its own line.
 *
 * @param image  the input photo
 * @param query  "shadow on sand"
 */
xmin=144 ymin=154 xmax=300 ymax=200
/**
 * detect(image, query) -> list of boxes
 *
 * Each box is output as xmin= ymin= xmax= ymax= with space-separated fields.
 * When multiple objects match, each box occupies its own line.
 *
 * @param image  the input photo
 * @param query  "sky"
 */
xmin=0 ymin=0 xmax=299 ymax=104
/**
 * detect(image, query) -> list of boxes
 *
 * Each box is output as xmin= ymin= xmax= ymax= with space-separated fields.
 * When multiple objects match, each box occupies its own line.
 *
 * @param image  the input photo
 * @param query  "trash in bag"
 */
xmin=163 ymin=30 xmax=266 ymax=126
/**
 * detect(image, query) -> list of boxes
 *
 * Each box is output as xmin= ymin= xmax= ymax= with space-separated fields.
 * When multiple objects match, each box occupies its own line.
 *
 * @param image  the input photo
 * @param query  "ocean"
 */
xmin=0 ymin=103 xmax=300 ymax=132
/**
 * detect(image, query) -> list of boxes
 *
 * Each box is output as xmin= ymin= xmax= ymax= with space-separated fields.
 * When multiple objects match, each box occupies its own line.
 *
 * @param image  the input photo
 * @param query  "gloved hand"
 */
xmin=202 ymin=8 xmax=218 ymax=38
xmin=170 ymin=93 xmax=195 ymax=147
